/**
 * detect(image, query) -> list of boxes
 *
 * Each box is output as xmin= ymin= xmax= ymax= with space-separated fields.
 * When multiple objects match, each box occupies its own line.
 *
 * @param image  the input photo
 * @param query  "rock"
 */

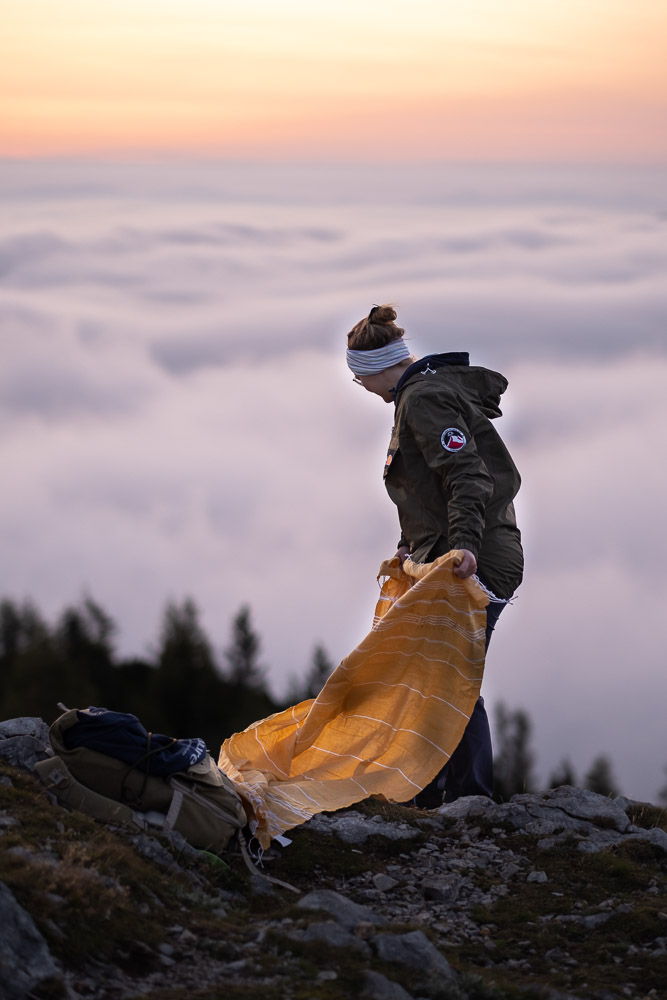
xmin=249 ymin=872 xmax=277 ymax=895
xmin=627 ymin=827 xmax=667 ymax=853
xmin=129 ymin=835 xmax=181 ymax=872
xmin=373 ymin=873 xmax=399 ymax=892
xmin=527 ymin=870 xmax=549 ymax=883
xmin=421 ymin=874 xmax=462 ymax=903
xmin=545 ymin=991 xmax=587 ymax=1000
xmin=0 ymin=717 xmax=49 ymax=742
xmin=577 ymin=840 xmax=602 ymax=855
xmin=0 ymin=880 xmax=61 ymax=999
xmin=363 ymin=969 xmax=415 ymax=1000
xmin=305 ymin=811 xmax=420 ymax=845
xmin=582 ymin=912 xmax=613 ymax=929
xmin=534 ymin=786 xmax=631 ymax=833
xmin=437 ymin=788 xmax=631 ymax=840
xmin=373 ymin=929 xmax=456 ymax=977
xmin=297 ymin=890 xmax=387 ymax=930
xmin=289 ymin=920 xmax=371 ymax=956
xmin=581 ymin=829 xmax=623 ymax=849
xmin=0 ymin=735 xmax=49 ymax=771
xmin=437 ymin=795 xmax=498 ymax=824
xmin=164 ymin=829 xmax=200 ymax=860
xmin=537 ymin=832 xmax=583 ymax=850
xmin=613 ymin=794 xmax=652 ymax=814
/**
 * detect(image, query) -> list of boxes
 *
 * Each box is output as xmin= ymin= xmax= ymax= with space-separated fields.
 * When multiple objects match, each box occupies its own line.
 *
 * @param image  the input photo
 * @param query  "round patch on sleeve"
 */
xmin=441 ymin=427 xmax=467 ymax=452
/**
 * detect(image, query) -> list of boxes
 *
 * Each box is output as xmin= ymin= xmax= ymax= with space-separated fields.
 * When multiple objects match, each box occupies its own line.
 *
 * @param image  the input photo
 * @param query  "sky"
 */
xmin=1 ymin=3 xmax=666 ymax=801
xmin=2 ymin=0 xmax=667 ymax=160
xmin=1 ymin=160 xmax=666 ymax=803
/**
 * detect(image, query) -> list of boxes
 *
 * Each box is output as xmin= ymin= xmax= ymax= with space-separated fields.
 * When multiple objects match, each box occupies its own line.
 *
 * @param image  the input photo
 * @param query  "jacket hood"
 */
xmin=394 ymin=353 xmax=508 ymax=419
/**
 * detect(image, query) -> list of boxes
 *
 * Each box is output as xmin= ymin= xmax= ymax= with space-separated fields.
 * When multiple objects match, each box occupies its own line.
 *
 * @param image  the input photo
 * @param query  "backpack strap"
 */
xmin=34 ymin=755 xmax=149 ymax=832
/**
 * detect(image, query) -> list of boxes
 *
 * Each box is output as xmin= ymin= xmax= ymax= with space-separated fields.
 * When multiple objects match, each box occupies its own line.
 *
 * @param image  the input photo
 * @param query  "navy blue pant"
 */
xmin=413 ymin=599 xmax=506 ymax=809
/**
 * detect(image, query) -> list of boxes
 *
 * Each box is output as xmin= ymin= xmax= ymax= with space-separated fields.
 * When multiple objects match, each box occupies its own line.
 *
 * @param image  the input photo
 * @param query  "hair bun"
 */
xmin=347 ymin=303 xmax=404 ymax=350
xmin=369 ymin=304 xmax=397 ymax=324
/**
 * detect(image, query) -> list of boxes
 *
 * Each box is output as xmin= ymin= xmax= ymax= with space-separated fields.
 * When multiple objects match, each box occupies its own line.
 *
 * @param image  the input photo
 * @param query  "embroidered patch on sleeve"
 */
xmin=441 ymin=427 xmax=467 ymax=452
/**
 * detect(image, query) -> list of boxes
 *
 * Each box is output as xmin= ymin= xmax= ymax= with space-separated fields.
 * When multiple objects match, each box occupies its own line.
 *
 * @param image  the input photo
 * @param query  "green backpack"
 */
xmin=34 ymin=708 xmax=247 ymax=853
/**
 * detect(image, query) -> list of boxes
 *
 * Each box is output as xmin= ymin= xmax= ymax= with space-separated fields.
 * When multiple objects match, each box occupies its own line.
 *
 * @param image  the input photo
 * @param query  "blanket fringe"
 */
xmin=237 ymin=831 xmax=301 ymax=894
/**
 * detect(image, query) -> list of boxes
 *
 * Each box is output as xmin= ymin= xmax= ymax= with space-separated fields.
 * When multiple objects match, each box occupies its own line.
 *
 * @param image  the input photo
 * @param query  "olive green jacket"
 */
xmin=384 ymin=356 xmax=523 ymax=599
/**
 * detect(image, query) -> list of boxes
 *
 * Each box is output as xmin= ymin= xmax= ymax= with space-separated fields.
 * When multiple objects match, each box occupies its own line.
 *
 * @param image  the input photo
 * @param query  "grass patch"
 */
xmin=3 ymin=762 xmax=667 ymax=999
xmin=457 ymin=835 xmax=667 ymax=998
xmin=255 ymin=819 xmax=426 ymax=890
xmin=626 ymin=801 xmax=667 ymax=832
xmin=0 ymin=766 xmax=242 ymax=970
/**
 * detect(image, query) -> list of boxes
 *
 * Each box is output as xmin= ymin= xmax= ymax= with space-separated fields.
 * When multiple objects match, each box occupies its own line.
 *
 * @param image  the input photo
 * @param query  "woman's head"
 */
xmin=346 ymin=305 xmax=414 ymax=403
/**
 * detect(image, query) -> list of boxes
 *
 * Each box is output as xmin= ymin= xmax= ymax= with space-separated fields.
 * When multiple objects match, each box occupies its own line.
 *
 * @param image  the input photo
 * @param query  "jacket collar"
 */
xmin=393 ymin=352 xmax=470 ymax=402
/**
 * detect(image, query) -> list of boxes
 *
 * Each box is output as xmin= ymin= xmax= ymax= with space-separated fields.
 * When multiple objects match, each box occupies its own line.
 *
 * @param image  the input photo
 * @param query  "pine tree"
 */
xmin=493 ymin=701 xmax=535 ymax=801
xmin=0 ymin=600 xmax=23 ymax=710
xmin=285 ymin=643 xmax=335 ymax=703
xmin=658 ymin=766 xmax=667 ymax=805
xmin=221 ymin=604 xmax=276 ymax=734
xmin=584 ymin=755 xmax=620 ymax=797
xmin=224 ymin=605 xmax=267 ymax=692
xmin=55 ymin=597 xmax=117 ymax=707
xmin=548 ymin=757 xmax=578 ymax=789
xmin=0 ymin=600 xmax=63 ymax=721
xmin=306 ymin=644 xmax=334 ymax=697
xmin=152 ymin=598 xmax=223 ymax=742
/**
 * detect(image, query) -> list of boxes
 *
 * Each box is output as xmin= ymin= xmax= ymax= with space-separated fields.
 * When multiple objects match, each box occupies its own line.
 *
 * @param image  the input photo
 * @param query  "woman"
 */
xmin=346 ymin=304 xmax=523 ymax=807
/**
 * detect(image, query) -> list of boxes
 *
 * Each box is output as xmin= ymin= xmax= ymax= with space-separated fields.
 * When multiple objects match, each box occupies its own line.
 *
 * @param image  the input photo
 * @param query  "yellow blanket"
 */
xmin=218 ymin=552 xmax=489 ymax=847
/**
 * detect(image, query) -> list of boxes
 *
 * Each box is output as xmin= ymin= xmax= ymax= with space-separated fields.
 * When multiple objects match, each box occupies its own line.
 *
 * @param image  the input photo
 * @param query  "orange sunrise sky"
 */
xmin=2 ymin=0 xmax=666 ymax=160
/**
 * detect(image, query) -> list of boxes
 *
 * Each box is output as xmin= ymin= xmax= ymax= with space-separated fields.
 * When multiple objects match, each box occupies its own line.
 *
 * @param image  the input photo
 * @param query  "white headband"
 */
xmin=346 ymin=339 xmax=412 ymax=376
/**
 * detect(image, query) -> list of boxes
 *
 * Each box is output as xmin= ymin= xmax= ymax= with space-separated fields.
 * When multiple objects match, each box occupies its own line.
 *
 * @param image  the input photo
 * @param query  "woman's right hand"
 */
xmin=453 ymin=548 xmax=477 ymax=579
xmin=395 ymin=545 xmax=410 ymax=564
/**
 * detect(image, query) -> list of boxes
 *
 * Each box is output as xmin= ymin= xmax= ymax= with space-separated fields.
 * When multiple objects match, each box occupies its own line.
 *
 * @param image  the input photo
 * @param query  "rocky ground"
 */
xmin=1 ymin=718 xmax=666 ymax=1000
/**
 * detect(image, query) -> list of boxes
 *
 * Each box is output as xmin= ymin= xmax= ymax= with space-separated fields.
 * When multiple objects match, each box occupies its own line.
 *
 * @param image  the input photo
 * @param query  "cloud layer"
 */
xmin=1 ymin=161 xmax=665 ymax=800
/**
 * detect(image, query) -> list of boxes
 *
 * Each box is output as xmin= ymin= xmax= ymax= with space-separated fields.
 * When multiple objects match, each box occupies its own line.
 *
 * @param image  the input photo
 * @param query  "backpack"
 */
xmin=34 ymin=707 xmax=247 ymax=853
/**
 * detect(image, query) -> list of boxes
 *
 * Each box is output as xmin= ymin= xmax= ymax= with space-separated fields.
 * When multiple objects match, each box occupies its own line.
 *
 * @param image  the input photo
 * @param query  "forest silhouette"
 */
xmin=0 ymin=595 xmax=634 ymax=802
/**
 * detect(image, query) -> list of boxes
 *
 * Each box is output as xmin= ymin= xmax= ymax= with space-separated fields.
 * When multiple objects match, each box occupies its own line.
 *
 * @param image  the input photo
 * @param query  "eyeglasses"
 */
xmin=352 ymin=376 xmax=363 ymax=386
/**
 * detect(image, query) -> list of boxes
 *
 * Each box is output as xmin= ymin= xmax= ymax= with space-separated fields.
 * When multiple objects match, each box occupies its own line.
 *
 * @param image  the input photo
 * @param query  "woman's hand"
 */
xmin=395 ymin=545 xmax=410 ymax=564
xmin=453 ymin=548 xmax=477 ymax=579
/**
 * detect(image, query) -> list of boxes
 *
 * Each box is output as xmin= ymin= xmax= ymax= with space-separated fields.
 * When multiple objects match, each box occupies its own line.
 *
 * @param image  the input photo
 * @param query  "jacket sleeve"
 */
xmin=405 ymin=392 xmax=493 ymax=558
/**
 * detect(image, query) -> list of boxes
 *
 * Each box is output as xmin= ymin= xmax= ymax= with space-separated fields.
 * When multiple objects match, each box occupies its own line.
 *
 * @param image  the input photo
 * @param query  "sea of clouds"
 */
xmin=1 ymin=160 xmax=665 ymax=799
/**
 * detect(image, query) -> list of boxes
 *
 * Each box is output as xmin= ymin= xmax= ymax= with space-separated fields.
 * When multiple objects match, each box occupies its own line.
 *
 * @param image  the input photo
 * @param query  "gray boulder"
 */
xmin=439 ymin=786 xmax=632 ymax=840
xmin=421 ymin=873 xmax=463 ymax=903
xmin=129 ymin=835 xmax=182 ymax=872
xmin=0 ymin=718 xmax=49 ymax=742
xmin=531 ymin=786 xmax=631 ymax=833
xmin=373 ymin=929 xmax=456 ymax=977
xmin=364 ymin=969 xmax=415 ymax=1000
xmin=437 ymin=796 xmax=498 ymax=824
xmin=305 ymin=810 xmax=420 ymax=845
xmin=288 ymin=919 xmax=372 ymax=956
xmin=0 ymin=880 xmax=60 ymax=999
xmin=626 ymin=826 xmax=667 ymax=853
xmin=297 ymin=889 xmax=387 ymax=930
xmin=0 ymin=735 xmax=49 ymax=772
